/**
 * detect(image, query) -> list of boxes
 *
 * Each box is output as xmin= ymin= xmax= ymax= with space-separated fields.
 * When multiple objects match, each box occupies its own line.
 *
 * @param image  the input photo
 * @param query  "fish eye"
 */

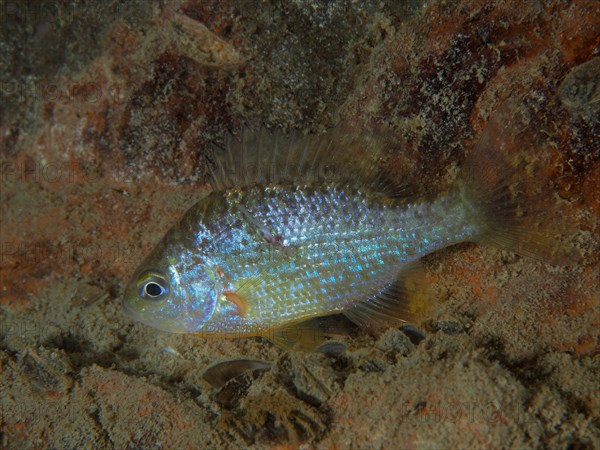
xmin=137 ymin=272 xmax=169 ymax=300
xmin=144 ymin=281 xmax=165 ymax=298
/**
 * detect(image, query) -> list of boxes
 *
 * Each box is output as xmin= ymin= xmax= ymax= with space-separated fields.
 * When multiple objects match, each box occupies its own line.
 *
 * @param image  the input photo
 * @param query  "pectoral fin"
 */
xmin=223 ymin=291 xmax=249 ymax=317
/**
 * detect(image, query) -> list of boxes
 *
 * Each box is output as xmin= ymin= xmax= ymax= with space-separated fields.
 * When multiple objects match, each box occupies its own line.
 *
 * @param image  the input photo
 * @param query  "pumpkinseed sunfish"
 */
xmin=122 ymin=110 xmax=576 ymax=350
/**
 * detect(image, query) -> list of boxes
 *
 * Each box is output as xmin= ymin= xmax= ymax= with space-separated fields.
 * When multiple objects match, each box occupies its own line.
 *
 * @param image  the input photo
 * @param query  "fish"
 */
xmin=122 ymin=104 xmax=577 ymax=350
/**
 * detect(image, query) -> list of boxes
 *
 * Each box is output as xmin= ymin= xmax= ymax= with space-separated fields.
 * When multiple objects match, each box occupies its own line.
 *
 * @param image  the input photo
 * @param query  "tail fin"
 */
xmin=458 ymin=101 xmax=581 ymax=265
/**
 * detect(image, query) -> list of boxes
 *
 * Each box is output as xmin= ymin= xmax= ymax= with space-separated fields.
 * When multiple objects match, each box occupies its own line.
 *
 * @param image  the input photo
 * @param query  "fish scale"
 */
xmin=184 ymin=183 xmax=480 ymax=333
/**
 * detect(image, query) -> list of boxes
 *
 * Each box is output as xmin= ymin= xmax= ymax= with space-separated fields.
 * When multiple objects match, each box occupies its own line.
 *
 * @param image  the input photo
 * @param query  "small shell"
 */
xmin=214 ymin=373 xmax=253 ymax=409
xmin=202 ymin=358 xmax=271 ymax=388
xmin=399 ymin=324 xmax=427 ymax=345
xmin=558 ymin=57 xmax=600 ymax=111
xmin=161 ymin=346 xmax=185 ymax=359
xmin=171 ymin=12 xmax=244 ymax=68
xmin=316 ymin=341 xmax=347 ymax=357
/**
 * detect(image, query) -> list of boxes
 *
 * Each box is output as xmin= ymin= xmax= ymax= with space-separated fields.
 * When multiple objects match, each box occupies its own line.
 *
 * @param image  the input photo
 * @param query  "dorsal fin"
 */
xmin=205 ymin=128 xmax=409 ymax=197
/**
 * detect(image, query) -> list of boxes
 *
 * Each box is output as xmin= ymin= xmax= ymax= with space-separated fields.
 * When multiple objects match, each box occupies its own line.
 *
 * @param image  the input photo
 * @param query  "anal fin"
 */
xmin=343 ymin=260 xmax=432 ymax=332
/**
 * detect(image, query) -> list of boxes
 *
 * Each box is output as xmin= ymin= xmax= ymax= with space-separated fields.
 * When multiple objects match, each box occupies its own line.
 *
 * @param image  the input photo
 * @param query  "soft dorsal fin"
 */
xmin=205 ymin=128 xmax=409 ymax=197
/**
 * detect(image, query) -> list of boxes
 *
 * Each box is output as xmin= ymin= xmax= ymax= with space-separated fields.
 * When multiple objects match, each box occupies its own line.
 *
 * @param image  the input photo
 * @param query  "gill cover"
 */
xmin=166 ymin=264 xmax=222 ymax=332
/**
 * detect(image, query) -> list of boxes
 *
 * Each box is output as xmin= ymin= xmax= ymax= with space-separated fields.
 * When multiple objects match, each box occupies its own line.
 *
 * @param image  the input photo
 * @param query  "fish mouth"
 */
xmin=121 ymin=294 xmax=181 ymax=333
xmin=121 ymin=295 xmax=142 ymax=321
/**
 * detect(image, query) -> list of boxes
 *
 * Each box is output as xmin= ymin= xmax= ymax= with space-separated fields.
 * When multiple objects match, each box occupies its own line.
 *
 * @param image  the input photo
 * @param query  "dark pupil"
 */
xmin=144 ymin=282 xmax=163 ymax=297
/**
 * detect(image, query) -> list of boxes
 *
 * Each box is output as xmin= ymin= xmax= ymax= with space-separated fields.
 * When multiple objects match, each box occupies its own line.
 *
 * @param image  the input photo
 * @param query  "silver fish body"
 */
xmin=123 ymin=182 xmax=480 ymax=335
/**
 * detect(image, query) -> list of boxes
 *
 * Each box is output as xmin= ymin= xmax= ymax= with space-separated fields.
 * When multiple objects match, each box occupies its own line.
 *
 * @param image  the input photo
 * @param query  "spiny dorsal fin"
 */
xmin=206 ymin=128 xmax=410 ymax=197
xmin=342 ymin=260 xmax=432 ymax=332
